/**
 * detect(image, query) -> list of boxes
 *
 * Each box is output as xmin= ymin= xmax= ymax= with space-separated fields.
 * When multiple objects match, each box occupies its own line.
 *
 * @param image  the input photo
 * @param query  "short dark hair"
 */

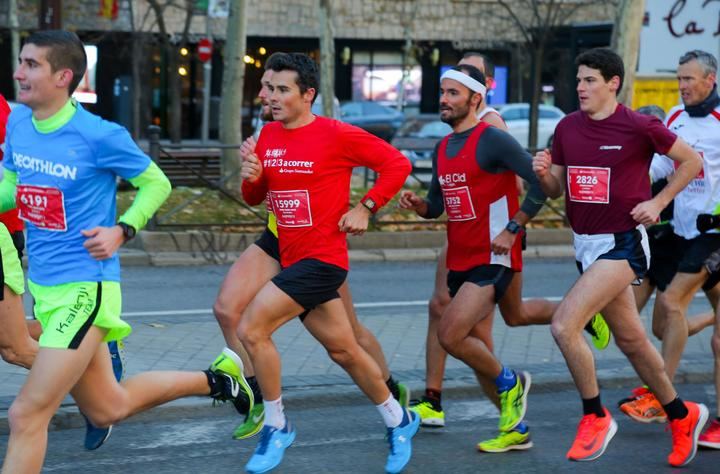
xmin=575 ymin=48 xmax=624 ymax=94
xmin=266 ymin=52 xmax=319 ymax=104
xmin=453 ymin=64 xmax=486 ymax=89
xmin=264 ymin=52 xmax=289 ymax=71
xmin=462 ymin=52 xmax=494 ymax=78
xmin=25 ymin=30 xmax=87 ymax=94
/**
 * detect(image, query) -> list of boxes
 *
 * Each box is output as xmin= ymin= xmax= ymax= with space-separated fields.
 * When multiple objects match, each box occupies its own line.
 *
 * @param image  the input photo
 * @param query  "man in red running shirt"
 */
xmin=533 ymin=47 xmax=707 ymax=467
xmin=239 ymin=53 xmax=417 ymax=474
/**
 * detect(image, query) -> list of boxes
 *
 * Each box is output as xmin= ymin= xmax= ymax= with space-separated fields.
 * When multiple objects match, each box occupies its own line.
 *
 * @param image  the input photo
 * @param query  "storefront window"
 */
xmin=351 ymin=51 xmax=421 ymax=106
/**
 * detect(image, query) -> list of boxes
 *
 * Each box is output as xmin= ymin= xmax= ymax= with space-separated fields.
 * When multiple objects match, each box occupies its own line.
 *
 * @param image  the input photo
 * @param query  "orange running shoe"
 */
xmin=619 ymin=392 xmax=667 ymax=423
xmin=616 ymin=385 xmax=650 ymax=407
xmin=667 ymin=401 xmax=709 ymax=467
xmin=566 ymin=408 xmax=618 ymax=462
xmin=698 ymin=419 xmax=720 ymax=449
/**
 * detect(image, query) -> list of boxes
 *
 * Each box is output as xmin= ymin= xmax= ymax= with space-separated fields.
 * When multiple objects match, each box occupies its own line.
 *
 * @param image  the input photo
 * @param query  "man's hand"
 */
xmin=241 ymin=152 xmax=263 ymax=183
xmin=631 ymin=198 xmax=663 ymax=227
xmin=339 ymin=203 xmax=372 ymax=236
xmin=81 ymin=226 xmax=124 ymax=260
xmin=398 ymin=190 xmax=428 ymax=216
xmin=533 ymin=149 xmax=552 ymax=179
xmin=239 ymin=136 xmax=257 ymax=161
xmin=491 ymin=229 xmax=516 ymax=255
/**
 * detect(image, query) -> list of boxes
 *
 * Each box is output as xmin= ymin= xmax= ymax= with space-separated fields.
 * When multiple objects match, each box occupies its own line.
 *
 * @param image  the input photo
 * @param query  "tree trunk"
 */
xmin=528 ymin=44 xmax=544 ymax=151
xmin=612 ymin=0 xmax=645 ymax=106
xmin=219 ymin=0 xmax=247 ymax=191
xmin=9 ymin=0 xmax=20 ymax=99
xmin=167 ymin=44 xmax=182 ymax=142
xmin=318 ymin=0 xmax=335 ymax=118
xmin=131 ymin=34 xmax=144 ymax=138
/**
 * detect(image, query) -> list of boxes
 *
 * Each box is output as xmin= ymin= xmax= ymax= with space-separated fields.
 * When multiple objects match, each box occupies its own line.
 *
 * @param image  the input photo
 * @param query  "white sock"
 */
xmin=264 ymin=397 xmax=286 ymax=429
xmin=376 ymin=394 xmax=404 ymax=428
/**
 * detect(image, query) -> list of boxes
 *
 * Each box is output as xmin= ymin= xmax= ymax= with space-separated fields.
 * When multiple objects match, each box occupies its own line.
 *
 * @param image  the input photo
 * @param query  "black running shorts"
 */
xmin=646 ymin=224 xmax=680 ymax=292
xmin=272 ymin=258 xmax=348 ymax=312
xmin=447 ymin=264 xmax=514 ymax=302
xmin=254 ymin=228 xmax=280 ymax=262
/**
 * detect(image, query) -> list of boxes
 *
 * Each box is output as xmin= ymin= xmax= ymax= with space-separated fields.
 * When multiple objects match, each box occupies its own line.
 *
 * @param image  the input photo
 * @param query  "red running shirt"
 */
xmin=552 ymin=104 xmax=677 ymax=235
xmin=437 ymin=123 xmax=522 ymax=272
xmin=0 ymin=95 xmax=23 ymax=233
xmin=242 ymin=116 xmax=411 ymax=269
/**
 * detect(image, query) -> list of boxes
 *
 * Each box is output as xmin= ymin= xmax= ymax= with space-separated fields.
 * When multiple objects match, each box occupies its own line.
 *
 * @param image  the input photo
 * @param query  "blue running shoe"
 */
xmin=245 ymin=421 xmax=296 ymax=474
xmin=83 ymin=340 xmax=126 ymax=450
xmin=385 ymin=409 xmax=420 ymax=474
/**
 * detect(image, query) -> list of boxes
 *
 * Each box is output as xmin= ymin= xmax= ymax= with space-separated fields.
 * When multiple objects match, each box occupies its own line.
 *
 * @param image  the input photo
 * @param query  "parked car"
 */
xmin=340 ymin=101 xmax=405 ymax=142
xmin=391 ymin=114 xmax=451 ymax=185
xmin=496 ymin=103 xmax=565 ymax=149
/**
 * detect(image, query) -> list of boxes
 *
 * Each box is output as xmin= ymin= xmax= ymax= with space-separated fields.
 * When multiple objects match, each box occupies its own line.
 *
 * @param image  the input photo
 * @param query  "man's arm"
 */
xmin=82 ymin=162 xmax=171 ymax=260
xmin=339 ymin=125 xmax=412 ymax=234
xmin=533 ymin=149 xmax=565 ymax=199
xmin=631 ymin=137 xmax=702 ymax=226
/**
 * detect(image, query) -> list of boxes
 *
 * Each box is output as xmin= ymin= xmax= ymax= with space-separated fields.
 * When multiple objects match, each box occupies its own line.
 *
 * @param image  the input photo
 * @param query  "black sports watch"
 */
xmin=117 ymin=222 xmax=137 ymax=242
xmin=505 ymin=220 xmax=523 ymax=235
xmin=361 ymin=197 xmax=376 ymax=213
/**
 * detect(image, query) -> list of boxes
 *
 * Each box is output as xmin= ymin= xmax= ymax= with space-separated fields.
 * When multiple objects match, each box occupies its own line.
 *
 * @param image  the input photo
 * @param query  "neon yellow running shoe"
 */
xmin=409 ymin=398 xmax=445 ymax=427
xmin=477 ymin=429 xmax=533 ymax=453
xmin=234 ymin=403 xmax=265 ymax=439
xmin=397 ymin=383 xmax=410 ymax=409
xmin=209 ymin=348 xmax=254 ymax=416
xmin=585 ymin=313 xmax=611 ymax=350
xmin=498 ymin=371 xmax=531 ymax=432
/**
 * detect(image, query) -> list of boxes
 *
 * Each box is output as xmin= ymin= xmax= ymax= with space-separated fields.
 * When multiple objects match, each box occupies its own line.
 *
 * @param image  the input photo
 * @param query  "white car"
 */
xmin=496 ymin=103 xmax=565 ymax=149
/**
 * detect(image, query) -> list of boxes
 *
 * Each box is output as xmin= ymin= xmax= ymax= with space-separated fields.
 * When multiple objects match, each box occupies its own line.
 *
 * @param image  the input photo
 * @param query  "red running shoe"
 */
xmin=698 ymin=419 xmax=720 ymax=449
xmin=566 ymin=408 xmax=617 ymax=462
xmin=667 ymin=401 xmax=709 ymax=467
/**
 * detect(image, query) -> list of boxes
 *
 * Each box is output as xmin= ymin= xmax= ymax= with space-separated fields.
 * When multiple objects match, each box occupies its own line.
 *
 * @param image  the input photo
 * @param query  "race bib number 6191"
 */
xmin=16 ymin=184 xmax=68 ymax=231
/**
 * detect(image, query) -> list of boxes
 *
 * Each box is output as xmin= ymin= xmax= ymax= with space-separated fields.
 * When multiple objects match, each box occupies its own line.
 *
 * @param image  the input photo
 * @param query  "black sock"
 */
xmin=716 ymin=416 xmax=720 ymax=423
xmin=424 ymin=388 xmax=442 ymax=409
xmin=663 ymin=397 xmax=689 ymax=421
xmin=386 ymin=376 xmax=400 ymax=401
xmin=583 ymin=320 xmax=596 ymax=336
xmin=582 ymin=395 xmax=605 ymax=417
xmin=204 ymin=369 xmax=222 ymax=397
xmin=247 ymin=376 xmax=263 ymax=404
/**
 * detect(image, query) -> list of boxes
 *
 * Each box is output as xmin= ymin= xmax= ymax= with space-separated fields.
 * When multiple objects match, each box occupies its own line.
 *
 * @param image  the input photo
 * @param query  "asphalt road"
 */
xmin=4 ymin=383 xmax=715 ymax=473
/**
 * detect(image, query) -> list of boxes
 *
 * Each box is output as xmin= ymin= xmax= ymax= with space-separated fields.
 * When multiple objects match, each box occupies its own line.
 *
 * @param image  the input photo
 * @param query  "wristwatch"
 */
xmin=505 ymin=220 xmax=523 ymax=235
xmin=361 ymin=197 xmax=376 ymax=213
xmin=117 ymin=222 xmax=137 ymax=242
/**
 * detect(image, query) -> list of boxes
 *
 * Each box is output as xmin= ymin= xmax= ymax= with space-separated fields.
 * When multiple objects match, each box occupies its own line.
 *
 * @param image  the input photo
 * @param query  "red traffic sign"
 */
xmin=198 ymin=38 xmax=213 ymax=63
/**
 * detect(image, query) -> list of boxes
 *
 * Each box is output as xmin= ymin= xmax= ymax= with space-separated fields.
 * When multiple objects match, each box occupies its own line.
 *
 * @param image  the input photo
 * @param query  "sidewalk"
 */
xmin=0 ymin=298 xmax=714 ymax=434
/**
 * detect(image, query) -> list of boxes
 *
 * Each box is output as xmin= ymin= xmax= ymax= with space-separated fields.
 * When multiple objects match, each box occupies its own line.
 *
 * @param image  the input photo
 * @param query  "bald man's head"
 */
xmin=459 ymin=52 xmax=494 ymax=79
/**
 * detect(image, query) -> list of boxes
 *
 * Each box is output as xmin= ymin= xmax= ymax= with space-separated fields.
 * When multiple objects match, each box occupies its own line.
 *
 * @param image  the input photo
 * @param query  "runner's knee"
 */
xmin=429 ymin=293 xmax=449 ymax=320
xmin=711 ymin=331 xmax=720 ymax=356
xmin=325 ymin=343 xmax=361 ymax=369
xmin=613 ymin=332 xmax=647 ymax=358
xmin=213 ymin=299 xmax=240 ymax=330
xmin=8 ymin=394 xmax=53 ymax=434
xmin=437 ymin=323 xmax=463 ymax=356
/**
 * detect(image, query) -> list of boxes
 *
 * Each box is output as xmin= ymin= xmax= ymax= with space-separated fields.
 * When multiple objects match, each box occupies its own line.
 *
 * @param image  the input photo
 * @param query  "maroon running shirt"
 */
xmin=242 ymin=116 xmax=411 ymax=270
xmin=552 ymin=104 xmax=677 ymax=235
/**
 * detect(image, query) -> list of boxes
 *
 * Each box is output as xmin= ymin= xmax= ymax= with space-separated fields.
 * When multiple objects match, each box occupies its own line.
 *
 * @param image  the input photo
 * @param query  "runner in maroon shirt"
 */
xmin=239 ymin=53 xmax=418 ymax=474
xmin=533 ymin=47 xmax=707 ymax=467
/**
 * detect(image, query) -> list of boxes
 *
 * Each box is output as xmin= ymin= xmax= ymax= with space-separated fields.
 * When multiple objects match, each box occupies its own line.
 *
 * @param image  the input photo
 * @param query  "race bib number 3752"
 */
xmin=17 ymin=184 xmax=67 ymax=231
xmin=269 ymin=190 xmax=312 ymax=228
xmin=567 ymin=166 xmax=610 ymax=204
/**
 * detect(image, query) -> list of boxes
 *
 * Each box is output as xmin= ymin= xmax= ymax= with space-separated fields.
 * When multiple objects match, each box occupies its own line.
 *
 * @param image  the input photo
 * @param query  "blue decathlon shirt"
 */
xmin=4 ymin=104 xmax=151 ymax=285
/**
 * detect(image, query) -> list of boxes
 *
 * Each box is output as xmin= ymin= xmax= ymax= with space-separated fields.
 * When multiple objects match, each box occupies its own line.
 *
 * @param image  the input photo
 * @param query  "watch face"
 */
xmin=364 ymin=199 xmax=376 ymax=209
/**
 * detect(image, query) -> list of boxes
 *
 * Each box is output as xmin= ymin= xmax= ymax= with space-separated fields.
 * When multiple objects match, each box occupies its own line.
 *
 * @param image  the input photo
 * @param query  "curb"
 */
xmin=0 ymin=355 xmax=711 ymax=436
xmin=120 ymin=245 xmax=576 ymax=267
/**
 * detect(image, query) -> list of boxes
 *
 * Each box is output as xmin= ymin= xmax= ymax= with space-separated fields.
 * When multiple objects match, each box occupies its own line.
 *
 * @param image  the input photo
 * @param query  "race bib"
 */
xmin=17 ymin=184 xmax=67 ymax=231
xmin=567 ymin=166 xmax=610 ymax=204
xmin=442 ymin=186 xmax=476 ymax=221
xmin=269 ymin=190 xmax=312 ymax=228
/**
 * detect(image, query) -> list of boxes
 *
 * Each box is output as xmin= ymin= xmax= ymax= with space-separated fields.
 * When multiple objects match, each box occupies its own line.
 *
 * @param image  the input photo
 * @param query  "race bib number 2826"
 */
xmin=567 ymin=166 xmax=610 ymax=204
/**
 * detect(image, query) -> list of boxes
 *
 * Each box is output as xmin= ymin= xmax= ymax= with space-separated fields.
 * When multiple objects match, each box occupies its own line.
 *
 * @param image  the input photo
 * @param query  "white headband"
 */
xmin=440 ymin=69 xmax=486 ymax=97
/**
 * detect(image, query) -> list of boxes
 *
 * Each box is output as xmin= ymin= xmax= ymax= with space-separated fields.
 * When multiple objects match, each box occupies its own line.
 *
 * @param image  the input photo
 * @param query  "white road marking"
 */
xmin=28 ymin=292 xmax=706 ymax=320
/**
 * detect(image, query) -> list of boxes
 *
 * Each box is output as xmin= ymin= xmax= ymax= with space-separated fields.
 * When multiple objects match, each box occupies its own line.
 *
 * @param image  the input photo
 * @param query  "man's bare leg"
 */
xmin=3 ymin=326 xmax=218 ymax=473
xmin=0 ymin=286 xmax=37 ymax=369
xmin=657 ymin=271 xmax=708 ymax=380
xmin=498 ymin=273 xmax=557 ymax=327
xmin=213 ymin=244 xmax=282 ymax=377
